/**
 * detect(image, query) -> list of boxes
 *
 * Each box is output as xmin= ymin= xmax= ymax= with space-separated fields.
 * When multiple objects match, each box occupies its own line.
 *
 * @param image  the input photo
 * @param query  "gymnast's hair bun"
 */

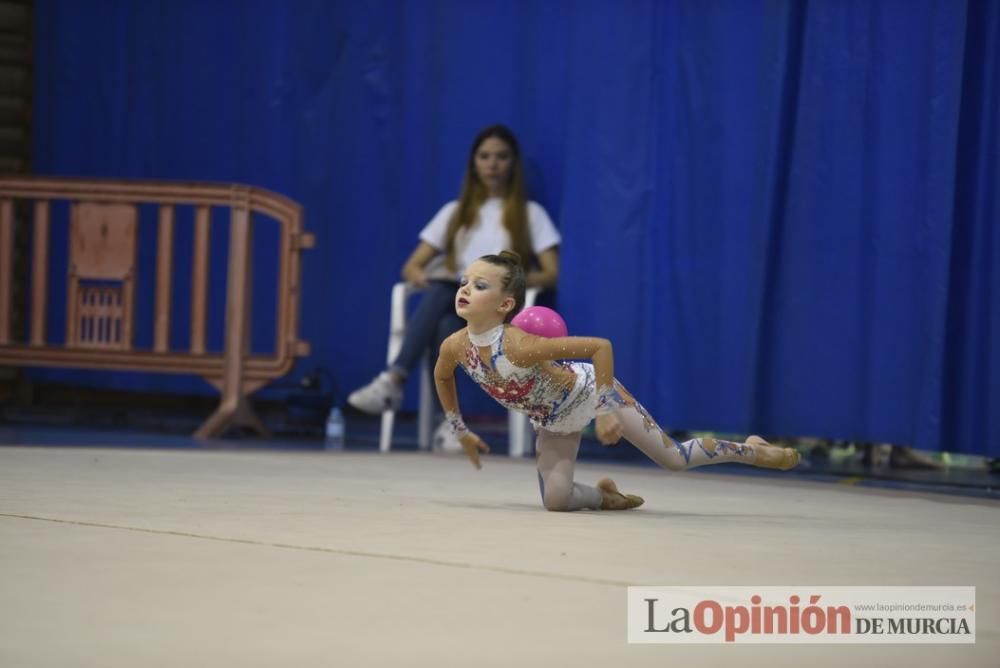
xmin=498 ymin=250 xmax=522 ymax=266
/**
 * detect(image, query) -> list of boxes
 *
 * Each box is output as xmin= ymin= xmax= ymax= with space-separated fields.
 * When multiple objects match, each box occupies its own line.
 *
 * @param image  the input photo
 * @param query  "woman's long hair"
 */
xmin=444 ymin=124 xmax=532 ymax=272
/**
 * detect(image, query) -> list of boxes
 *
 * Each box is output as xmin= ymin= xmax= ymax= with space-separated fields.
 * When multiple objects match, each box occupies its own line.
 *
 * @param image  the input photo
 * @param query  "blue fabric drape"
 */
xmin=30 ymin=0 xmax=999 ymax=454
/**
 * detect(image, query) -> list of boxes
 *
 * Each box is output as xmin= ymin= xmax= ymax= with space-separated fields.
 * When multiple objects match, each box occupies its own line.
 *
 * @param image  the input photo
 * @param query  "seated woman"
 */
xmin=348 ymin=124 xmax=560 ymax=433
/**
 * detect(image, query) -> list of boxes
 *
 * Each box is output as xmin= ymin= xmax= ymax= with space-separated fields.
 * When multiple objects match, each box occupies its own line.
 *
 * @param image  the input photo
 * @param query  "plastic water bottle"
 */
xmin=325 ymin=406 xmax=345 ymax=450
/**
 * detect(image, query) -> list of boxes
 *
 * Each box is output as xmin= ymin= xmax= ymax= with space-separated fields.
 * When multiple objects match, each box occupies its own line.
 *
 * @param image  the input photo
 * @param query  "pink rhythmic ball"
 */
xmin=511 ymin=306 xmax=568 ymax=338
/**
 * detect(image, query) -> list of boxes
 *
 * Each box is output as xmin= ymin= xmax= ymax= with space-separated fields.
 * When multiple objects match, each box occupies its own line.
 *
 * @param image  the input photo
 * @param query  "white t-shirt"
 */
xmin=418 ymin=198 xmax=560 ymax=280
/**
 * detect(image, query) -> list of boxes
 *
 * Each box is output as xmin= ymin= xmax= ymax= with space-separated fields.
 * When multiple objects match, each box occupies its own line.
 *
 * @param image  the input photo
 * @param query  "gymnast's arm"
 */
xmin=506 ymin=330 xmax=615 ymax=391
xmin=434 ymin=334 xmax=490 ymax=469
xmin=506 ymin=329 xmax=626 ymax=443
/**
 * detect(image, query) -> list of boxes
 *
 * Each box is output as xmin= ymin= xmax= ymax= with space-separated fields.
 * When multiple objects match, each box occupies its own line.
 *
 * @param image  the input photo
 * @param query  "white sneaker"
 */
xmin=433 ymin=418 xmax=464 ymax=453
xmin=347 ymin=371 xmax=403 ymax=415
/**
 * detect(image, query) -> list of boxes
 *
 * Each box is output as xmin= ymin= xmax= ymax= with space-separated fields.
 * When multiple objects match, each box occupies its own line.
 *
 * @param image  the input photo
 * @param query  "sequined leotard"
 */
xmin=458 ymin=325 xmax=612 ymax=433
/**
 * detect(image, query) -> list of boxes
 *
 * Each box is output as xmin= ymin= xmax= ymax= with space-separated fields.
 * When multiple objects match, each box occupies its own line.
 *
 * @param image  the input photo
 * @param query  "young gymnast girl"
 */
xmin=434 ymin=250 xmax=801 ymax=511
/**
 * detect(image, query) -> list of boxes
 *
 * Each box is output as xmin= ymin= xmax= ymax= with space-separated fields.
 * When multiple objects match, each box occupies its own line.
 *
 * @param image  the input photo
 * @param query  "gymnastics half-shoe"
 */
xmin=597 ymin=478 xmax=644 ymax=510
xmin=347 ymin=371 xmax=403 ymax=414
xmin=746 ymin=435 xmax=800 ymax=470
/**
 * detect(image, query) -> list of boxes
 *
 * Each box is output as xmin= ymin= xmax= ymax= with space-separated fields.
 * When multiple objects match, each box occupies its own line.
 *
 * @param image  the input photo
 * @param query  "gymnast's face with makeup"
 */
xmin=455 ymin=260 xmax=514 ymax=328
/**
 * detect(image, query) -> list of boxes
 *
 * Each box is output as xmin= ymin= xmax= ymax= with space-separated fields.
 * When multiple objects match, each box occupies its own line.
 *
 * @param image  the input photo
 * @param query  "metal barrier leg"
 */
xmin=196 ymin=204 xmax=268 ymax=439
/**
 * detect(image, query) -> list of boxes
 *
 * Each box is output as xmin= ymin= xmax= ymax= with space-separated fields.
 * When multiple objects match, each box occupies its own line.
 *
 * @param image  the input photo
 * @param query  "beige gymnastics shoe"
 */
xmin=746 ymin=435 xmax=801 ymax=470
xmin=597 ymin=477 xmax=644 ymax=510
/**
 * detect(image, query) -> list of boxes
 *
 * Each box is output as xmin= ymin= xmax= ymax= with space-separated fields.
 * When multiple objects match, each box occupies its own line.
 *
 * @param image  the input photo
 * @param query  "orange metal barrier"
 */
xmin=0 ymin=176 xmax=315 ymax=438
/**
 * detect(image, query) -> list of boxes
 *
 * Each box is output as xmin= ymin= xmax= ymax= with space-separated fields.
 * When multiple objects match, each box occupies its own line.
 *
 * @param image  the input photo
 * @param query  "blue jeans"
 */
xmin=389 ymin=280 xmax=464 ymax=382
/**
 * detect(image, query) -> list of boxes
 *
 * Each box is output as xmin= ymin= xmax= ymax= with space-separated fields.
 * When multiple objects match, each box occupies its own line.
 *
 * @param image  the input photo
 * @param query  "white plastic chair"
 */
xmin=378 ymin=282 xmax=540 ymax=457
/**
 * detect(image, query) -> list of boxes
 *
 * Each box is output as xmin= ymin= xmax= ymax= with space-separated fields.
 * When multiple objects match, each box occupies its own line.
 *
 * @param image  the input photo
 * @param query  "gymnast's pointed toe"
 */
xmin=747 ymin=435 xmax=801 ymax=471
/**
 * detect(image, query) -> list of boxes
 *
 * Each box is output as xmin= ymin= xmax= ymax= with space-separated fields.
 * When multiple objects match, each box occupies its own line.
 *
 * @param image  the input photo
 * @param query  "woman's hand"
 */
xmin=403 ymin=265 xmax=429 ymax=288
xmin=526 ymin=248 xmax=559 ymax=289
xmin=401 ymin=242 xmax=438 ymax=288
xmin=595 ymin=413 xmax=623 ymax=446
xmin=458 ymin=431 xmax=491 ymax=469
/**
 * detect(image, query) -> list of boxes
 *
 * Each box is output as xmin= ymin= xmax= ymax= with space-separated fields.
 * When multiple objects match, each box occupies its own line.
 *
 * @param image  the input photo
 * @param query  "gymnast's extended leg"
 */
xmin=609 ymin=387 xmax=799 ymax=471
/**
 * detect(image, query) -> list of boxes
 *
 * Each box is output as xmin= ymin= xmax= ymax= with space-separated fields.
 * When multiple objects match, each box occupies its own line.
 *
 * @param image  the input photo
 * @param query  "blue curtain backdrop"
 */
xmin=30 ymin=0 xmax=999 ymax=455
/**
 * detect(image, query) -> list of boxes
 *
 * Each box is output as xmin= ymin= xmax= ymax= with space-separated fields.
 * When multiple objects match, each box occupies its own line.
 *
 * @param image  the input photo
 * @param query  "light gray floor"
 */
xmin=1 ymin=446 xmax=996 ymax=667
